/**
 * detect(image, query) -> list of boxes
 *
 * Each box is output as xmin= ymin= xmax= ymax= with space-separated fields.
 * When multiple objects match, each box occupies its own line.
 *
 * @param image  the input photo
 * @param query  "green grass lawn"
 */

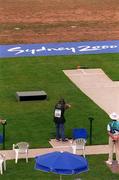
xmin=2 ymin=154 xmax=119 ymax=180
xmin=0 ymin=53 xmax=119 ymax=179
xmin=0 ymin=53 xmax=119 ymax=149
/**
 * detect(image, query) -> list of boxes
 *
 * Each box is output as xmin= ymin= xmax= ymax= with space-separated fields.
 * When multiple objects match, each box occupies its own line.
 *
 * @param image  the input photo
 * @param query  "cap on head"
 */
xmin=109 ymin=112 xmax=119 ymax=120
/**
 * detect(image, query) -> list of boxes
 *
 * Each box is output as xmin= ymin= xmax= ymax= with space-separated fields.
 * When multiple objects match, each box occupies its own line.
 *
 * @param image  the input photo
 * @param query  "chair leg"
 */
xmin=26 ymin=153 xmax=28 ymax=163
xmin=82 ymin=149 xmax=85 ymax=158
xmin=15 ymin=152 xmax=18 ymax=163
xmin=72 ymin=146 xmax=76 ymax=154
xmin=3 ymin=160 xmax=6 ymax=171
xmin=0 ymin=163 xmax=3 ymax=175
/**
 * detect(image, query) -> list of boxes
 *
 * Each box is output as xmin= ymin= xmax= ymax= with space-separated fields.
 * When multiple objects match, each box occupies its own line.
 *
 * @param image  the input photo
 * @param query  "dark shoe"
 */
xmin=62 ymin=139 xmax=68 ymax=142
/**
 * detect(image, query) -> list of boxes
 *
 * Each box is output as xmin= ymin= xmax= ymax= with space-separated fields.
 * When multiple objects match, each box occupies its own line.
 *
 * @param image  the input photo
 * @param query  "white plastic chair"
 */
xmin=71 ymin=138 xmax=86 ymax=157
xmin=13 ymin=142 xmax=29 ymax=163
xmin=0 ymin=154 xmax=6 ymax=175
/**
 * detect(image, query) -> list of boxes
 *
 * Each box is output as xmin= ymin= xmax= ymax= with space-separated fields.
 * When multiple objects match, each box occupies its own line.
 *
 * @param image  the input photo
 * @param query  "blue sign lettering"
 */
xmin=0 ymin=40 xmax=119 ymax=58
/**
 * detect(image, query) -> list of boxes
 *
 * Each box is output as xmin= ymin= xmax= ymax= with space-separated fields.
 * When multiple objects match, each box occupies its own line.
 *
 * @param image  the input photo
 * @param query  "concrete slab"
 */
xmin=63 ymin=68 xmax=119 ymax=115
xmin=105 ymin=160 xmax=119 ymax=174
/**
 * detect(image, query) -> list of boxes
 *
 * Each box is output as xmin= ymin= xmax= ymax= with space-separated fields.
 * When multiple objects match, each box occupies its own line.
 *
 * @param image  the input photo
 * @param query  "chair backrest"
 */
xmin=13 ymin=142 xmax=29 ymax=151
xmin=73 ymin=138 xmax=86 ymax=149
xmin=72 ymin=128 xmax=88 ymax=140
xmin=17 ymin=142 xmax=29 ymax=149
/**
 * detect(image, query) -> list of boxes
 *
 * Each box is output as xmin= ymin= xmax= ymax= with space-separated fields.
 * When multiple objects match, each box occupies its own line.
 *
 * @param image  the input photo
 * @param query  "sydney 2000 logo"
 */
xmin=7 ymin=44 xmax=118 ymax=56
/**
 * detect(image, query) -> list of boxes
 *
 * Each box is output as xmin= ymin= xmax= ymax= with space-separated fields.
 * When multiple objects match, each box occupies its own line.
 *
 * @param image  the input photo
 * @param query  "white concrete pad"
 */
xmin=63 ymin=68 xmax=119 ymax=115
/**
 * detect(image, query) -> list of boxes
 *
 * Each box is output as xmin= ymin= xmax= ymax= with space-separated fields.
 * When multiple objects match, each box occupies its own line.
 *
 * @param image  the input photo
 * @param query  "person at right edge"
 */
xmin=54 ymin=98 xmax=71 ymax=142
xmin=106 ymin=112 xmax=119 ymax=165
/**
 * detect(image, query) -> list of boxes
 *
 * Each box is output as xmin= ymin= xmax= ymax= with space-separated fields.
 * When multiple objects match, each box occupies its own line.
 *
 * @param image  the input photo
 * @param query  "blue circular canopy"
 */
xmin=35 ymin=151 xmax=88 ymax=175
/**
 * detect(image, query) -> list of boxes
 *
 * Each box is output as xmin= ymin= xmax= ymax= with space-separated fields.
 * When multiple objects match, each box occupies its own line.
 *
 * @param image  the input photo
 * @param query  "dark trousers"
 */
xmin=55 ymin=123 xmax=65 ymax=141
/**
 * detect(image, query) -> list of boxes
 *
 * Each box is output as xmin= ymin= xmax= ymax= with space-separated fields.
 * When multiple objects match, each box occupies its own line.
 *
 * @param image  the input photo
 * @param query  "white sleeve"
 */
xmin=107 ymin=124 xmax=111 ymax=131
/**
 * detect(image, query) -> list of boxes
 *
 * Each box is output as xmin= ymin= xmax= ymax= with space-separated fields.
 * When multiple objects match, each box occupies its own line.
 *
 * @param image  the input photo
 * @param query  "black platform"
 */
xmin=16 ymin=91 xmax=47 ymax=101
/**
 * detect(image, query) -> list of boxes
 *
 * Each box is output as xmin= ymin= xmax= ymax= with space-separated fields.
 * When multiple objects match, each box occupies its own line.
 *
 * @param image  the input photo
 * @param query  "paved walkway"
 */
xmin=0 ymin=143 xmax=109 ymax=160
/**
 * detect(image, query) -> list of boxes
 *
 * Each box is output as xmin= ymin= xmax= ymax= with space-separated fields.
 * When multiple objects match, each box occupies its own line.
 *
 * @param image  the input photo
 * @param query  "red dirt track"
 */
xmin=0 ymin=0 xmax=119 ymax=44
